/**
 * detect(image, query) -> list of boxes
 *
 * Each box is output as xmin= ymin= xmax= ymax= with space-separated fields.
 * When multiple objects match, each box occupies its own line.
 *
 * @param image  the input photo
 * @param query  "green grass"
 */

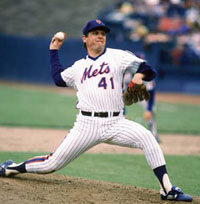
xmin=126 ymin=102 xmax=200 ymax=134
xmin=1 ymin=85 xmax=199 ymax=198
xmin=0 ymin=85 xmax=78 ymax=129
xmin=0 ymin=152 xmax=199 ymax=197
xmin=0 ymin=84 xmax=200 ymax=134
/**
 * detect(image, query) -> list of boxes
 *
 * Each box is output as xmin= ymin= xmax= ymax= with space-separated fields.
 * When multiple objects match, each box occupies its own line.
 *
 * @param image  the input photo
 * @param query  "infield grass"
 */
xmin=0 ymin=152 xmax=199 ymax=197
xmin=0 ymin=84 xmax=200 ymax=134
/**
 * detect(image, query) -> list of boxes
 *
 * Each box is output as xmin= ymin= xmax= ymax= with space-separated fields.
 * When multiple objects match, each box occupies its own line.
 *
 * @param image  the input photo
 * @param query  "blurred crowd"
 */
xmin=98 ymin=0 xmax=200 ymax=66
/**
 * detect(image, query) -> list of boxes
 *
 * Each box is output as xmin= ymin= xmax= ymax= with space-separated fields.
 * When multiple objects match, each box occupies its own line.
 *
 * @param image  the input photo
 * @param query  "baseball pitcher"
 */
xmin=0 ymin=19 xmax=192 ymax=202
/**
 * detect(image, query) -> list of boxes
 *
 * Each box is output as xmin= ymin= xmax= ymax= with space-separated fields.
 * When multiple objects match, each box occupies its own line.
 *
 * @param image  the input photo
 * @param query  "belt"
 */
xmin=81 ymin=111 xmax=120 ymax=118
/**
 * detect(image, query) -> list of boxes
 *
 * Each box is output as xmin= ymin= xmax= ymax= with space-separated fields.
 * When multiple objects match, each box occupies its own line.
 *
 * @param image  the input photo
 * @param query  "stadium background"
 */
xmin=1 ymin=0 xmax=200 ymax=93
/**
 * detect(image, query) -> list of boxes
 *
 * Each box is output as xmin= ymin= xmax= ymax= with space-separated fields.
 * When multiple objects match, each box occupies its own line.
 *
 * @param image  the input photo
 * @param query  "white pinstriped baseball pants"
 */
xmin=26 ymin=112 xmax=166 ymax=173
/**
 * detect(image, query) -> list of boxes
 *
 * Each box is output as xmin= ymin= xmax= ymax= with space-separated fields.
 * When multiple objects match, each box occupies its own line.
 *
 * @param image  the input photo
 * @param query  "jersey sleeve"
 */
xmin=136 ymin=62 xmax=156 ymax=81
xmin=61 ymin=65 xmax=75 ymax=88
xmin=50 ymin=50 xmax=75 ymax=87
xmin=121 ymin=50 xmax=145 ymax=73
xmin=120 ymin=50 xmax=156 ymax=81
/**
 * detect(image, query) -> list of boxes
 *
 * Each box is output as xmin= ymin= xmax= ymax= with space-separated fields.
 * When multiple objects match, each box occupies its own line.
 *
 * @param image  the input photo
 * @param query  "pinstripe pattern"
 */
xmin=26 ymin=114 xmax=165 ymax=173
xmin=103 ymin=118 xmax=165 ymax=169
xmin=61 ymin=66 xmax=75 ymax=88
xmin=25 ymin=47 xmax=165 ymax=174
xmin=26 ymin=114 xmax=100 ymax=173
xmin=61 ymin=48 xmax=145 ymax=112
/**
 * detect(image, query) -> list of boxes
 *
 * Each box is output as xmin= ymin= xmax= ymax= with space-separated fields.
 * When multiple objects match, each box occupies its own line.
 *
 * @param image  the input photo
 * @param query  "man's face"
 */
xmin=82 ymin=29 xmax=106 ymax=52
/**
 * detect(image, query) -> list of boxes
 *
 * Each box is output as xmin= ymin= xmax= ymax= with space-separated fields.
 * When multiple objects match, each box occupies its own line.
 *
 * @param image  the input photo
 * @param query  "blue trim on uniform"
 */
xmin=153 ymin=165 xmax=168 ymax=194
xmin=7 ymin=162 xmax=27 ymax=173
xmin=26 ymin=158 xmax=45 ymax=163
xmin=88 ymin=48 xmax=106 ymax=61
xmin=50 ymin=50 xmax=67 ymax=87
xmin=136 ymin=62 xmax=156 ymax=81
xmin=25 ymin=153 xmax=53 ymax=164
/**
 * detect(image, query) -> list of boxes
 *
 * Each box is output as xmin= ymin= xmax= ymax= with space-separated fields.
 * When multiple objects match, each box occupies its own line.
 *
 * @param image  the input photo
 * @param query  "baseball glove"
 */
xmin=123 ymin=82 xmax=150 ymax=106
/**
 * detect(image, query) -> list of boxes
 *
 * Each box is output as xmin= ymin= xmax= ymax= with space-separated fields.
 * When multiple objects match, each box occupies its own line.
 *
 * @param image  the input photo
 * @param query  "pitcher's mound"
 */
xmin=1 ymin=174 xmax=200 ymax=204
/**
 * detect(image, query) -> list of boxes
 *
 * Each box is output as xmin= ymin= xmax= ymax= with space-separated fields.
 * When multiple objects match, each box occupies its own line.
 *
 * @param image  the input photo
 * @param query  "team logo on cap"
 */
xmin=96 ymin=19 xmax=102 ymax=24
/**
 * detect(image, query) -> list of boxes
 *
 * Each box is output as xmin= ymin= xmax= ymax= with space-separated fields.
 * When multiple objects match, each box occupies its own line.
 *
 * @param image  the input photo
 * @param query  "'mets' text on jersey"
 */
xmin=61 ymin=48 xmax=144 ymax=112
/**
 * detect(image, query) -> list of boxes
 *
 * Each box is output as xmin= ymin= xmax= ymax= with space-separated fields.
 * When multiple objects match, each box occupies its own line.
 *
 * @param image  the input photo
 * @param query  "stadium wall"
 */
xmin=0 ymin=34 xmax=199 ymax=94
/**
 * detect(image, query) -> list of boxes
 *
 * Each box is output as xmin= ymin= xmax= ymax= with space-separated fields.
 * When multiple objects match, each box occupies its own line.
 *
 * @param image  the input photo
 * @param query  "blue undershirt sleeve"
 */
xmin=50 ymin=50 xmax=67 ymax=87
xmin=136 ymin=62 xmax=156 ymax=81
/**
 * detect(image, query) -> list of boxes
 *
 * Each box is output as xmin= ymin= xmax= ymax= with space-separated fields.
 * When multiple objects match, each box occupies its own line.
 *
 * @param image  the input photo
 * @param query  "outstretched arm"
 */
xmin=49 ymin=33 xmax=67 ymax=87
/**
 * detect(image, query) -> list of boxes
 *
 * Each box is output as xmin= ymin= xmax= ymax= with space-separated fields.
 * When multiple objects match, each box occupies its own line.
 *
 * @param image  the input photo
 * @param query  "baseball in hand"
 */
xmin=55 ymin=32 xmax=65 ymax=41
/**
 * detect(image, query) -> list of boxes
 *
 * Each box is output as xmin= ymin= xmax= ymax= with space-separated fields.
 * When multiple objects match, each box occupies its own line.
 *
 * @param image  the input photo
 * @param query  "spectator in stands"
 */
xmin=98 ymin=0 xmax=200 ymax=68
xmin=184 ymin=0 xmax=200 ymax=29
xmin=166 ymin=0 xmax=185 ymax=17
xmin=98 ymin=1 xmax=135 ymax=41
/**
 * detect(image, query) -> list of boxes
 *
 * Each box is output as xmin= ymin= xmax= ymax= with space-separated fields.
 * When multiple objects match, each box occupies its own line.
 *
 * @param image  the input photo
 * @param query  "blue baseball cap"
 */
xmin=82 ymin=19 xmax=110 ymax=35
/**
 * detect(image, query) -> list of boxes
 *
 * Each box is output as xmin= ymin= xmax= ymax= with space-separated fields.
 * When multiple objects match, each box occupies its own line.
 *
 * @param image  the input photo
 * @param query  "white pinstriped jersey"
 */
xmin=5 ymin=30 xmax=168 ymax=194
xmin=24 ymin=47 xmax=166 ymax=177
xmin=61 ymin=48 xmax=145 ymax=112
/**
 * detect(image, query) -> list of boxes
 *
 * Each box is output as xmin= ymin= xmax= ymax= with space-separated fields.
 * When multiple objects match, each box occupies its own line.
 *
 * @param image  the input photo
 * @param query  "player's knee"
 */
xmin=139 ymin=129 xmax=157 ymax=147
xmin=41 ymin=158 xmax=62 ymax=173
xmin=40 ymin=164 xmax=60 ymax=173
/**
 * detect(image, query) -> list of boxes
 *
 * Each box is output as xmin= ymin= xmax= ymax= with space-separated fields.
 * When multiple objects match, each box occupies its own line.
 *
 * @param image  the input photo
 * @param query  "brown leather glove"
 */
xmin=123 ymin=82 xmax=150 ymax=106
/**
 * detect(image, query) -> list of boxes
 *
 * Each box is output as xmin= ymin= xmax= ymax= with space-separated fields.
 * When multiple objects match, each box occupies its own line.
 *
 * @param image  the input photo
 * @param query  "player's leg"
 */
xmin=1 ymin=131 xmax=99 ymax=176
xmin=103 ymin=118 xmax=192 ymax=201
xmin=104 ymin=118 xmax=165 ymax=170
xmin=0 ymin=115 xmax=100 ymax=176
xmin=25 ymin=126 xmax=99 ymax=174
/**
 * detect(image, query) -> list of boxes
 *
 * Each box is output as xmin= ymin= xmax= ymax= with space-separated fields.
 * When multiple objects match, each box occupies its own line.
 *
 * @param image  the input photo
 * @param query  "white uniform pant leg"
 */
xmin=104 ymin=118 xmax=166 ymax=169
xmin=26 ymin=115 xmax=100 ymax=174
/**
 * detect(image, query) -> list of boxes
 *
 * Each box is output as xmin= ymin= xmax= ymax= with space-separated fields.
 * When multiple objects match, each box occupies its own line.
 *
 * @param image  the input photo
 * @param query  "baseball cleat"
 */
xmin=0 ymin=160 xmax=14 ymax=177
xmin=161 ymin=186 xmax=193 ymax=202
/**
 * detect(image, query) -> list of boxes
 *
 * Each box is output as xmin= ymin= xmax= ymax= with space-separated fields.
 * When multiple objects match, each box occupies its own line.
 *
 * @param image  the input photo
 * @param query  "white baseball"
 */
xmin=55 ymin=32 xmax=65 ymax=41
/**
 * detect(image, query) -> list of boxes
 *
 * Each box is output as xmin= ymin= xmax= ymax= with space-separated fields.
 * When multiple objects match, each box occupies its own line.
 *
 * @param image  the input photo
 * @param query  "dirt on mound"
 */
xmin=0 ymin=174 xmax=199 ymax=204
xmin=0 ymin=127 xmax=200 ymax=204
